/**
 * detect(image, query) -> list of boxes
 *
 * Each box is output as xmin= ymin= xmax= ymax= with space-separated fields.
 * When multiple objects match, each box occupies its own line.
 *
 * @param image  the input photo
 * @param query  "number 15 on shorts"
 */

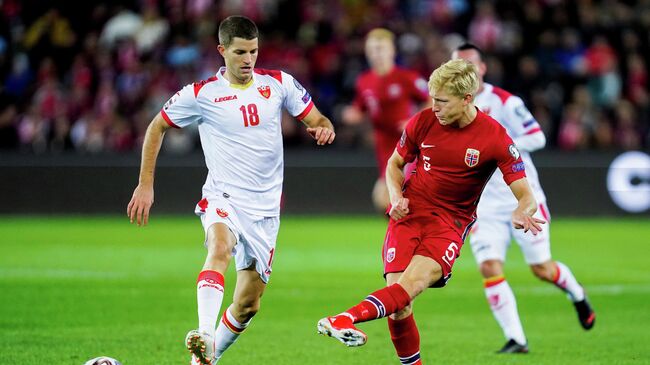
xmin=441 ymin=241 xmax=459 ymax=268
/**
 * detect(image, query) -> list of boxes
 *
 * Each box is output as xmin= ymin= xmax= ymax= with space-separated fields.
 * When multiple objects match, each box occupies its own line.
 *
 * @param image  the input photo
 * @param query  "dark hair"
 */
xmin=218 ymin=16 xmax=259 ymax=48
xmin=455 ymin=43 xmax=484 ymax=60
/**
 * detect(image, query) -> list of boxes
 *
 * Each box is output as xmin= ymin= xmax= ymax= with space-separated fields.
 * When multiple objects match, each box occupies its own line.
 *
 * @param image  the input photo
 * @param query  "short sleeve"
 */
xmin=495 ymin=128 xmax=527 ymax=185
xmin=406 ymin=72 xmax=430 ymax=103
xmin=395 ymin=112 xmax=422 ymax=163
xmin=160 ymin=84 xmax=202 ymax=128
xmin=282 ymin=72 xmax=314 ymax=120
xmin=504 ymin=96 xmax=542 ymax=138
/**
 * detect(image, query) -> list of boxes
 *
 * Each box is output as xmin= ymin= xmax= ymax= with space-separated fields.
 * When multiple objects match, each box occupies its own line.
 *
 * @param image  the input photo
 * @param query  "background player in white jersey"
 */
xmin=127 ymin=16 xmax=335 ymax=365
xmin=452 ymin=44 xmax=595 ymax=353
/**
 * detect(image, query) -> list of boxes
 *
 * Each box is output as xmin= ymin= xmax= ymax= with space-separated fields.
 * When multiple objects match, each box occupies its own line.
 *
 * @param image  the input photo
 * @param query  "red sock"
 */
xmin=346 ymin=284 xmax=411 ymax=323
xmin=388 ymin=314 xmax=422 ymax=365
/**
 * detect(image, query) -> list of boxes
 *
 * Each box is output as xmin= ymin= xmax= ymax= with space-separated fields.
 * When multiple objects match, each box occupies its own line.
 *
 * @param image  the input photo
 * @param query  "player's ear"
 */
xmin=217 ymin=44 xmax=226 ymax=57
xmin=463 ymin=93 xmax=474 ymax=105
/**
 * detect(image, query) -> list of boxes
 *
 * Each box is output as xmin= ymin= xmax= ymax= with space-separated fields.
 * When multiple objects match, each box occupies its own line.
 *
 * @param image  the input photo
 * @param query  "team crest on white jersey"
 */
xmin=386 ymin=247 xmax=396 ymax=263
xmin=257 ymin=85 xmax=271 ymax=99
xmin=465 ymin=148 xmax=480 ymax=167
xmin=216 ymin=208 xmax=229 ymax=218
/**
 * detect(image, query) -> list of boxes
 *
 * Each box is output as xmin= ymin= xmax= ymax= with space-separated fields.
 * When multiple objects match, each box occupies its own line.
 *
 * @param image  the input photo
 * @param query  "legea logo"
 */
xmin=607 ymin=151 xmax=650 ymax=213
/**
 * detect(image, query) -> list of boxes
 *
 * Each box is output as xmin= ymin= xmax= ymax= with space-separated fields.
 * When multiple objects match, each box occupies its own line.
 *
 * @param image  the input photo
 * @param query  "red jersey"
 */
xmin=353 ymin=66 xmax=429 ymax=176
xmin=396 ymin=108 xmax=526 ymax=236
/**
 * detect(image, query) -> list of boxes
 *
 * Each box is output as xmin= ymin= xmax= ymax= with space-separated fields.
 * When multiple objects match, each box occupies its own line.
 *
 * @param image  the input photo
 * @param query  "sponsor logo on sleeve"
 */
xmin=163 ymin=92 xmax=180 ymax=110
xmin=293 ymin=78 xmax=311 ymax=103
xmin=512 ymin=161 xmax=525 ymax=172
xmin=301 ymin=91 xmax=311 ymax=104
xmin=464 ymin=148 xmax=480 ymax=167
xmin=293 ymin=78 xmax=304 ymax=91
xmin=515 ymin=105 xmax=532 ymax=119
xmin=508 ymin=144 xmax=520 ymax=160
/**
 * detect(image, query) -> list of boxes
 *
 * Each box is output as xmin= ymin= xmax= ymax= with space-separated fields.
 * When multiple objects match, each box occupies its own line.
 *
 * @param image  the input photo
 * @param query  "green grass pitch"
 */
xmin=1 ymin=215 xmax=649 ymax=364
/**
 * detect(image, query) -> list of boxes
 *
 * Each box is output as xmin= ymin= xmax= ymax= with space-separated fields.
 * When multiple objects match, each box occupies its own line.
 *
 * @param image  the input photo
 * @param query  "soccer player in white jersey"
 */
xmin=452 ymin=44 xmax=595 ymax=353
xmin=127 ymin=16 xmax=335 ymax=365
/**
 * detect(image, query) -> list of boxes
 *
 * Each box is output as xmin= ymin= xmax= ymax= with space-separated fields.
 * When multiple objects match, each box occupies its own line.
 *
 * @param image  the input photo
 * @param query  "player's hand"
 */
xmin=342 ymin=106 xmax=363 ymax=125
xmin=307 ymin=127 xmax=336 ymax=146
xmin=512 ymin=213 xmax=545 ymax=235
xmin=389 ymin=197 xmax=410 ymax=221
xmin=127 ymin=184 xmax=154 ymax=226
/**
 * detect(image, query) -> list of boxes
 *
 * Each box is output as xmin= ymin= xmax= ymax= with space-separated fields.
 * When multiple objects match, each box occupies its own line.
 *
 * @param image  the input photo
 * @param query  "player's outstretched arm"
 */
xmin=386 ymin=150 xmax=409 ymax=220
xmin=301 ymin=106 xmax=336 ymax=146
xmin=508 ymin=178 xmax=545 ymax=235
xmin=127 ymin=113 xmax=172 ymax=226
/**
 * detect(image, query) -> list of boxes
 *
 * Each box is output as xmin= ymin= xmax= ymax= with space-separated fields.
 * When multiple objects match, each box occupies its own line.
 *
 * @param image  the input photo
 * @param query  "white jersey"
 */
xmin=474 ymin=83 xmax=547 ymax=212
xmin=161 ymin=67 xmax=314 ymax=216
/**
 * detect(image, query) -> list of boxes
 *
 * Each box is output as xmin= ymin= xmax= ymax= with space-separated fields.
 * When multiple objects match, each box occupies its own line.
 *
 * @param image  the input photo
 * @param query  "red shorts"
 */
xmin=382 ymin=213 xmax=463 ymax=287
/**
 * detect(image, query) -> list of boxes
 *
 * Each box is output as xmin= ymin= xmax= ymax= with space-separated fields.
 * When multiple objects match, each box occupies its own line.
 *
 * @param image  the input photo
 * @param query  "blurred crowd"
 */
xmin=0 ymin=0 xmax=649 ymax=154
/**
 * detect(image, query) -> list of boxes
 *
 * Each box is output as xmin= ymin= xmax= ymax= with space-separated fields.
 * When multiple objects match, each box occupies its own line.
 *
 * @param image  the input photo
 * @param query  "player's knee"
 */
xmin=531 ymin=262 xmax=554 ymax=281
xmin=206 ymin=238 xmax=232 ymax=262
xmin=479 ymin=260 xmax=503 ymax=278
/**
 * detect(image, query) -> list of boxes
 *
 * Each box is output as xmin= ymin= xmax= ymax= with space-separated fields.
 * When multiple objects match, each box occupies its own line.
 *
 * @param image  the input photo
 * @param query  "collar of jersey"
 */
xmin=218 ymin=67 xmax=255 ymax=90
xmin=229 ymin=78 xmax=254 ymax=90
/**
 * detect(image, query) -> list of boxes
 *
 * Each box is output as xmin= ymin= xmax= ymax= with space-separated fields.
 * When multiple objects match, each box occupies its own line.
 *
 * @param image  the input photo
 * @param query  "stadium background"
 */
xmin=1 ymin=1 xmax=649 ymax=364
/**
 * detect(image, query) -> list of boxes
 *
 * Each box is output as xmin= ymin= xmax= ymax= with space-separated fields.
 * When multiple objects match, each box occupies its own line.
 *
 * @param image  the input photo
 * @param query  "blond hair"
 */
xmin=366 ymin=28 xmax=395 ymax=42
xmin=428 ymin=59 xmax=479 ymax=98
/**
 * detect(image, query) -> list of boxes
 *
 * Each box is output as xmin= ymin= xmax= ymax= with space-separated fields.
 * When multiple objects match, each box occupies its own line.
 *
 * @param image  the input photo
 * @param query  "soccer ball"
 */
xmin=84 ymin=357 xmax=122 ymax=365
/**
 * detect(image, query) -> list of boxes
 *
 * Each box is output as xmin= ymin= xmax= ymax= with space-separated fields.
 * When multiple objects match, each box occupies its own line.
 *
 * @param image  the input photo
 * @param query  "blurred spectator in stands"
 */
xmin=468 ymin=1 xmax=502 ymax=52
xmin=626 ymin=53 xmax=647 ymax=106
xmin=99 ymin=6 xmax=142 ymax=50
xmin=558 ymin=103 xmax=590 ymax=150
xmin=592 ymin=110 xmax=614 ymax=149
xmin=555 ymin=28 xmax=586 ymax=77
xmin=17 ymin=105 xmax=48 ymax=153
xmin=4 ymin=53 xmax=33 ymax=100
xmin=584 ymin=35 xmax=621 ymax=108
xmin=23 ymin=8 xmax=76 ymax=75
xmin=0 ymin=97 xmax=18 ymax=149
xmin=613 ymin=100 xmax=642 ymax=150
xmin=134 ymin=4 xmax=169 ymax=56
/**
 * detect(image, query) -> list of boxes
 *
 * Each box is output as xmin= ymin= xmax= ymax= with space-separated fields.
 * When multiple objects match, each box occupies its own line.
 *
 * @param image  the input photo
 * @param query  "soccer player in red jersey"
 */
xmin=342 ymin=28 xmax=430 ymax=212
xmin=318 ymin=59 xmax=545 ymax=364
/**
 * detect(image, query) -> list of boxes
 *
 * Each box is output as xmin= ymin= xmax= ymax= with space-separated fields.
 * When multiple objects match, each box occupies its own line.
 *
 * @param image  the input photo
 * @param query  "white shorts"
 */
xmin=195 ymin=193 xmax=280 ymax=283
xmin=469 ymin=202 xmax=551 ymax=265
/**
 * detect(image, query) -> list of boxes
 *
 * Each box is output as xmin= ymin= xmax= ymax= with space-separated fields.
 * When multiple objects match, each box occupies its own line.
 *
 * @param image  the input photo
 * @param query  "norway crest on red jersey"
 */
xmin=386 ymin=247 xmax=396 ymax=263
xmin=464 ymin=148 xmax=480 ymax=167
xmin=257 ymin=85 xmax=271 ymax=99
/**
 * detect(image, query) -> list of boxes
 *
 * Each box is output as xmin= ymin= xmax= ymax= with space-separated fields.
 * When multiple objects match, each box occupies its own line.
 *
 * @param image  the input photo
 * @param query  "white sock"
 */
xmin=485 ymin=277 xmax=527 ymax=345
xmin=214 ymin=306 xmax=251 ymax=360
xmin=197 ymin=270 xmax=225 ymax=334
xmin=553 ymin=261 xmax=585 ymax=302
